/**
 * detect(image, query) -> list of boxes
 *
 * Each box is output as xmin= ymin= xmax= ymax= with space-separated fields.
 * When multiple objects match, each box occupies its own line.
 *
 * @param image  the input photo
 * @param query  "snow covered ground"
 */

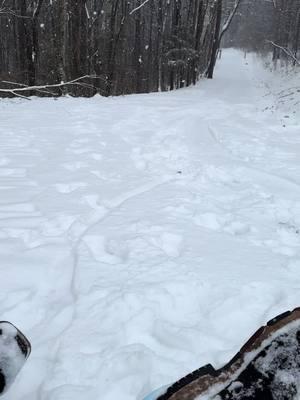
xmin=0 ymin=49 xmax=300 ymax=400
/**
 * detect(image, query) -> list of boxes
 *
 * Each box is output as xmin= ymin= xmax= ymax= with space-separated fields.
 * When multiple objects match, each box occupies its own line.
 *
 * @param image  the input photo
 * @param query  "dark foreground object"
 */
xmin=0 ymin=321 xmax=31 ymax=396
xmin=146 ymin=308 xmax=300 ymax=400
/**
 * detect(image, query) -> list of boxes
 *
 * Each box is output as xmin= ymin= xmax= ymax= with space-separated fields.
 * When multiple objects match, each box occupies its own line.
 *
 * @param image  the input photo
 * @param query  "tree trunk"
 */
xmin=206 ymin=0 xmax=222 ymax=79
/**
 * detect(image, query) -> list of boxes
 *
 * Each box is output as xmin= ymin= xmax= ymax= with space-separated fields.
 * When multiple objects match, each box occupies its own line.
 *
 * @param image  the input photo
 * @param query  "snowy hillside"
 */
xmin=1 ymin=50 xmax=300 ymax=400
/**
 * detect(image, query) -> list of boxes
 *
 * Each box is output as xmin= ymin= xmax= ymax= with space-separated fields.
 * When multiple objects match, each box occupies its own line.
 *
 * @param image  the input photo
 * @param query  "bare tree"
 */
xmin=206 ymin=0 xmax=243 ymax=78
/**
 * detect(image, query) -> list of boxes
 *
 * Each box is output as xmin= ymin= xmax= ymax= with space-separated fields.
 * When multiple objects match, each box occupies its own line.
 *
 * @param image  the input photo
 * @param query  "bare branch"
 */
xmin=2 ymin=80 xmax=56 ymax=96
xmin=0 ymin=75 xmax=101 ymax=98
xmin=130 ymin=0 xmax=151 ymax=15
xmin=0 ymin=7 xmax=30 ymax=18
xmin=32 ymin=0 xmax=44 ymax=19
xmin=85 ymin=2 xmax=90 ymax=19
xmin=10 ymin=91 xmax=31 ymax=100
xmin=2 ymin=80 xmax=28 ymax=87
xmin=267 ymin=41 xmax=300 ymax=66
xmin=220 ymin=0 xmax=243 ymax=42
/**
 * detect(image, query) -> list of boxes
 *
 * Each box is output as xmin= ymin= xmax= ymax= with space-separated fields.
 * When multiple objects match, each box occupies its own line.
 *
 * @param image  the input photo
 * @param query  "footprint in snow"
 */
xmin=194 ymin=212 xmax=250 ymax=236
xmin=83 ymin=235 xmax=128 ymax=264
xmin=150 ymin=232 xmax=183 ymax=258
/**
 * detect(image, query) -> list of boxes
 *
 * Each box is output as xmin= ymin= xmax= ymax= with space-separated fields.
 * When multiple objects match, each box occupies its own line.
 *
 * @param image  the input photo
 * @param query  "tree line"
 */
xmin=225 ymin=0 xmax=300 ymax=66
xmin=0 ymin=0 xmax=234 ymax=97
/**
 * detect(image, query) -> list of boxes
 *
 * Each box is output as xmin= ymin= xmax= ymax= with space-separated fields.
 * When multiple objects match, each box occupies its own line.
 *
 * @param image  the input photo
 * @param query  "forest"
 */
xmin=0 ymin=0 xmax=299 ymax=96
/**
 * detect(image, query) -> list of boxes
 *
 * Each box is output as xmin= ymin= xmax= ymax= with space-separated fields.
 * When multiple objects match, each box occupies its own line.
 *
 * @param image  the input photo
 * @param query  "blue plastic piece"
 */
xmin=143 ymin=385 xmax=170 ymax=400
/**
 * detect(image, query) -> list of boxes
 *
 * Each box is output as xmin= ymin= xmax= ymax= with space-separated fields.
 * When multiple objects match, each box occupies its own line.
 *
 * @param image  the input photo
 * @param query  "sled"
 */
xmin=144 ymin=307 xmax=300 ymax=400
xmin=0 ymin=321 xmax=31 ymax=396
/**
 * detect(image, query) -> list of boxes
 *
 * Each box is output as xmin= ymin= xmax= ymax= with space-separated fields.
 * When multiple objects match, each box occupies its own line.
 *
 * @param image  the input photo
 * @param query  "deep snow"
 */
xmin=0 ymin=50 xmax=300 ymax=400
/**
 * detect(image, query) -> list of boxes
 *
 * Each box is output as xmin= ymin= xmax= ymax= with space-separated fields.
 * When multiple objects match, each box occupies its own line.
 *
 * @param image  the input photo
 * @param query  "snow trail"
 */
xmin=0 ymin=50 xmax=300 ymax=400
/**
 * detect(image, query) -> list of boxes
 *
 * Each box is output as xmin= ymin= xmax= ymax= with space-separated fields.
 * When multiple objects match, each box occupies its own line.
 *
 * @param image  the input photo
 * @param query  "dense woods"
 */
xmin=226 ymin=0 xmax=300 ymax=66
xmin=0 ymin=0 xmax=227 ymax=97
xmin=1 ymin=0 xmax=299 ymax=98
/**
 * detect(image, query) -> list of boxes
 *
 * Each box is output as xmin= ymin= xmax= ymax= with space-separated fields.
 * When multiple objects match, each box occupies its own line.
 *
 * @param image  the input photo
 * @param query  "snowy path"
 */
xmin=1 ymin=50 xmax=300 ymax=400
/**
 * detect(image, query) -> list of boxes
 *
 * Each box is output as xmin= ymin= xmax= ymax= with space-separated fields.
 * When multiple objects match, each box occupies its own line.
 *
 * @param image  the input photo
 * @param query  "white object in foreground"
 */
xmin=0 ymin=322 xmax=31 ymax=396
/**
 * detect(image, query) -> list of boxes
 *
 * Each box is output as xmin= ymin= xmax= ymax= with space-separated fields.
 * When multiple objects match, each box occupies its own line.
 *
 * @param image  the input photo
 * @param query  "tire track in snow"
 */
xmin=69 ymin=175 xmax=176 ymax=297
xmin=54 ymin=175 xmax=177 ymax=331
xmin=34 ymin=176 xmax=177 ymax=398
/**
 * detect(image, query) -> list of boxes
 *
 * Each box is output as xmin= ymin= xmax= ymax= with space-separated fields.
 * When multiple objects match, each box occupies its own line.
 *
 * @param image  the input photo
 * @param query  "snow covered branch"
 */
xmin=32 ymin=0 xmax=44 ymax=19
xmin=0 ymin=0 xmax=43 ymax=19
xmin=0 ymin=1 xmax=29 ymax=18
xmin=129 ymin=0 xmax=151 ymax=15
xmin=0 ymin=7 xmax=27 ymax=17
xmin=0 ymin=75 xmax=100 ymax=99
xmin=0 ymin=0 xmax=6 ymax=12
xmin=220 ymin=0 xmax=243 ymax=42
xmin=267 ymin=41 xmax=300 ymax=66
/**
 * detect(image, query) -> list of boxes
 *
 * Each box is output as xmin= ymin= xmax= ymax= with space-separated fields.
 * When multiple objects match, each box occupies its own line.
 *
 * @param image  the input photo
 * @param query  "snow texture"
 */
xmin=0 ymin=50 xmax=300 ymax=400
